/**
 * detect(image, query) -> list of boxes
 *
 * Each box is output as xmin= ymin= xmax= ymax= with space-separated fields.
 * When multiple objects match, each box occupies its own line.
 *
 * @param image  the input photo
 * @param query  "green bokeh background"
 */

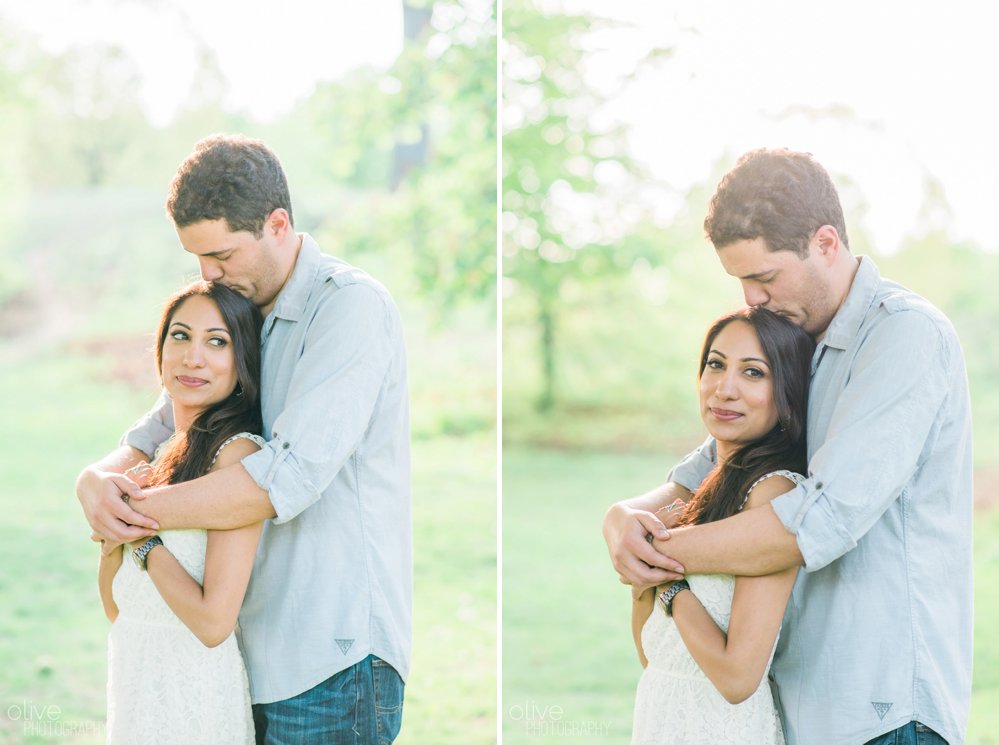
xmin=502 ymin=2 xmax=999 ymax=743
xmin=0 ymin=2 xmax=498 ymax=743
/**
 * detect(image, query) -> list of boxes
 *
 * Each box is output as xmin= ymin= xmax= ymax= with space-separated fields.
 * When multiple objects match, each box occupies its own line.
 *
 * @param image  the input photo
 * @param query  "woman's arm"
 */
xmin=142 ymin=437 xmax=265 ymax=647
xmin=669 ymin=476 xmax=799 ymax=704
xmin=98 ymin=545 xmax=124 ymax=622
xmin=631 ymin=586 xmax=656 ymax=668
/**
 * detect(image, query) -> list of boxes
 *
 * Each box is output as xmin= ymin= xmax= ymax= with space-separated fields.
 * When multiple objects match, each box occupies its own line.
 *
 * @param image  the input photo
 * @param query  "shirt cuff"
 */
xmin=240 ymin=439 xmax=322 ymax=524
xmin=771 ymin=482 xmax=858 ymax=572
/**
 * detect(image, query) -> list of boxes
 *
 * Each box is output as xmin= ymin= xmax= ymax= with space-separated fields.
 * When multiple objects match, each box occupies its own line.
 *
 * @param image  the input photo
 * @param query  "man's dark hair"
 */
xmin=166 ymin=134 xmax=294 ymax=237
xmin=704 ymin=148 xmax=849 ymax=258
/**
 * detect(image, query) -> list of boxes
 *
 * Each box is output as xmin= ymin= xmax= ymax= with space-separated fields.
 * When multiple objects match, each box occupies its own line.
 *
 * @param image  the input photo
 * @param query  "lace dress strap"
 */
xmin=738 ymin=469 xmax=806 ymax=511
xmin=209 ymin=432 xmax=267 ymax=469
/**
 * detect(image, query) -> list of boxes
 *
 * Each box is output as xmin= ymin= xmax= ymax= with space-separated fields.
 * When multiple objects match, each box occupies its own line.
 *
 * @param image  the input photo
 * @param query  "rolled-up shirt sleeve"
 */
xmin=772 ymin=308 xmax=957 ymax=571
xmin=241 ymin=283 xmax=399 ymax=524
xmin=119 ymin=389 xmax=175 ymax=459
xmin=667 ymin=436 xmax=717 ymax=492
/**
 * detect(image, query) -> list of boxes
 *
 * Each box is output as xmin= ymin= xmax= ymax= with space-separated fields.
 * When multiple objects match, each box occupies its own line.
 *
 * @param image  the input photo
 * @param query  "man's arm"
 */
xmin=132 ymin=461 xmax=275 ymax=530
xmin=78 ymin=392 xmax=177 ymax=547
xmin=603 ymin=483 xmax=690 ymax=587
xmin=604 ymin=437 xmax=717 ymax=586
xmin=77 ymin=445 xmax=159 ymax=546
xmin=653 ymin=497 xmax=804 ymax=577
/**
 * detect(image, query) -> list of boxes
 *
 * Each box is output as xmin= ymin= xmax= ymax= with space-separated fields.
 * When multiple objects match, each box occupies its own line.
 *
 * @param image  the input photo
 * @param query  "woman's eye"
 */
xmin=706 ymin=358 xmax=723 ymax=370
xmin=209 ymin=337 xmax=228 ymax=348
xmin=745 ymin=367 xmax=765 ymax=378
xmin=170 ymin=331 xmax=188 ymax=341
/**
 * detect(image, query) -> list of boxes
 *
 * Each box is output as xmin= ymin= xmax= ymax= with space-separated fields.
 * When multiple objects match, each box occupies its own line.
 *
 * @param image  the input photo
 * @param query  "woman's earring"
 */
xmin=235 ymin=383 xmax=244 ymax=397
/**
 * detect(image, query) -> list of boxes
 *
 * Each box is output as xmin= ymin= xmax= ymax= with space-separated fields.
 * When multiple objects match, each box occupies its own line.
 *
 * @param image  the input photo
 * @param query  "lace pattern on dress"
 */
xmin=108 ymin=431 xmax=262 ymax=743
xmin=632 ymin=469 xmax=805 ymax=744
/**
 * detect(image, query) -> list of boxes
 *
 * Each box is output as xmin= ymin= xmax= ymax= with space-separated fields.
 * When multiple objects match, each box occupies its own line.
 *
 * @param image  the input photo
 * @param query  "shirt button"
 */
xmin=283 ymin=442 xmax=290 ymax=449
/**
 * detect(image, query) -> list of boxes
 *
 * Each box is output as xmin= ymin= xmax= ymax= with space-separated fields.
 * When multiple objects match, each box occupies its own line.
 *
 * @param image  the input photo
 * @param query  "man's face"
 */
xmin=716 ymin=237 xmax=836 ymax=338
xmin=177 ymin=219 xmax=285 ymax=312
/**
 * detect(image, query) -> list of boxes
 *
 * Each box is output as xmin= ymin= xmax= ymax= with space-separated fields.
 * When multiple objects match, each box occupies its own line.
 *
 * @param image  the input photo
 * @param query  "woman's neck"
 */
xmin=171 ymin=404 xmax=201 ymax=435
xmin=715 ymin=439 xmax=736 ymax=465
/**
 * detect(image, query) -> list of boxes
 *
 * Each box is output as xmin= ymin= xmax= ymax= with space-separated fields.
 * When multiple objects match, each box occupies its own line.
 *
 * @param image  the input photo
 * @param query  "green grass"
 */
xmin=503 ymin=447 xmax=999 ymax=745
xmin=502 ymin=448 xmax=677 ymax=744
xmin=0 ymin=336 xmax=496 ymax=745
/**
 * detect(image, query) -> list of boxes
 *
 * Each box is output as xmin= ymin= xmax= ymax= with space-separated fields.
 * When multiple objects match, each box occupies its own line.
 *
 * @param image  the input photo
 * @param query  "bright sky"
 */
xmin=570 ymin=0 xmax=999 ymax=254
xmin=4 ymin=0 xmax=997 ymax=254
xmin=0 ymin=0 xmax=403 ymax=125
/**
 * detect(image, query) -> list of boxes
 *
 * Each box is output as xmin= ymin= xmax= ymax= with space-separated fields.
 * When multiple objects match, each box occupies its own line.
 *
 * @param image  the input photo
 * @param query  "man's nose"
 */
xmin=742 ymin=282 xmax=769 ymax=307
xmin=199 ymin=258 xmax=223 ymax=282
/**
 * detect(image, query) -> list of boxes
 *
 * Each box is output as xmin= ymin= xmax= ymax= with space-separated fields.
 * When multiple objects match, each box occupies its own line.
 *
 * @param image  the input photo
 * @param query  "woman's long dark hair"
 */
xmin=678 ymin=307 xmax=815 ymax=526
xmin=146 ymin=281 xmax=263 ymax=486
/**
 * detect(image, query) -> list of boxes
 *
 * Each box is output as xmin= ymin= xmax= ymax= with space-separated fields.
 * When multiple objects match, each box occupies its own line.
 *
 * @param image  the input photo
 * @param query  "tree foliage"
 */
xmin=298 ymin=0 xmax=497 ymax=311
xmin=503 ymin=0 xmax=666 ymax=410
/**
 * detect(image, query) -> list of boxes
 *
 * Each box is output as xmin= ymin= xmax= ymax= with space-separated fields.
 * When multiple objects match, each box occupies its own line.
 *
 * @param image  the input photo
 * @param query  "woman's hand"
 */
xmin=124 ymin=461 xmax=155 ymax=488
xmin=655 ymin=498 xmax=688 ymax=529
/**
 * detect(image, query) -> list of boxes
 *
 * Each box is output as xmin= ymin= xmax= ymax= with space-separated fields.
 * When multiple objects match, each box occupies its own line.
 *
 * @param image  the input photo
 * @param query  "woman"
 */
xmin=631 ymin=306 xmax=814 ymax=744
xmin=97 ymin=280 xmax=264 ymax=743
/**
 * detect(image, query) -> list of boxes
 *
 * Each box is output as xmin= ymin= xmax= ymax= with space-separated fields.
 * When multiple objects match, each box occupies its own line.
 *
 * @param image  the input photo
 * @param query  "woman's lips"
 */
xmin=176 ymin=375 xmax=208 ymax=387
xmin=709 ymin=407 xmax=742 ymax=421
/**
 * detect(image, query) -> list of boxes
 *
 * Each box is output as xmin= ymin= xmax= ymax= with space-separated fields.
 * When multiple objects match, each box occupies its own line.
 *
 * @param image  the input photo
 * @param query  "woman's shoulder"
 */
xmin=740 ymin=470 xmax=805 ymax=510
xmin=209 ymin=433 xmax=266 ymax=471
xmin=749 ymin=469 xmax=805 ymax=491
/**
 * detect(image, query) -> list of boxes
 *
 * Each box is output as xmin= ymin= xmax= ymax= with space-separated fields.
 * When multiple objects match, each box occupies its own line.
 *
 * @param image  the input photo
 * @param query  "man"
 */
xmin=604 ymin=149 xmax=972 ymax=744
xmin=77 ymin=134 xmax=411 ymax=744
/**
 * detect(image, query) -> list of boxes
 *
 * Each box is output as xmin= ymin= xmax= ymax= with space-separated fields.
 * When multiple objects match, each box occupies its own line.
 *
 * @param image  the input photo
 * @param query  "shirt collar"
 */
xmin=819 ymin=255 xmax=881 ymax=351
xmin=270 ymin=233 xmax=321 ymax=323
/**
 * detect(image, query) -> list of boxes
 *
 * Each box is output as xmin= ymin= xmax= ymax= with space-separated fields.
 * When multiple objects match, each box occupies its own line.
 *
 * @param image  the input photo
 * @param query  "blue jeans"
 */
xmin=252 ymin=655 xmax=404 ymax=745
xmin=863 ymin=721 xmax=948 ymax=745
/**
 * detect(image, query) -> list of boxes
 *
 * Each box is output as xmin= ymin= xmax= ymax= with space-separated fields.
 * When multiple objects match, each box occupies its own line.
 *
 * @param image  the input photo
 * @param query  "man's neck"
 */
xmin=259 ymin=233 xmax=304 ymax=318
xmin=814 ymin=255 xmax=862 ymax=343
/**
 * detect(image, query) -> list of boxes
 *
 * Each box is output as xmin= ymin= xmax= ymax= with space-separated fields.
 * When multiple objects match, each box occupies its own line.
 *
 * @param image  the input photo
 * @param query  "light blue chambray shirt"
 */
xmin=122 ymin=234 xmax=412 ymax=704
xmin=669 ymin=257 xmax=973 ymax=745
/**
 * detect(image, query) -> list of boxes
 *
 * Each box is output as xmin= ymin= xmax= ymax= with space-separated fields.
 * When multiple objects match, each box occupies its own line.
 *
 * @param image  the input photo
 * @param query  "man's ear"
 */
xmin=267 ymin=208 xmax=293 ymax=239
xmin=813 ymin=224 xmax=841 ymax=265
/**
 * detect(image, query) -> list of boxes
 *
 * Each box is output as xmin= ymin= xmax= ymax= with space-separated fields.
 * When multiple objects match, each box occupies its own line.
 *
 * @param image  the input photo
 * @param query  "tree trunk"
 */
xmin=537 ymin=295 xmax=556 ymax=412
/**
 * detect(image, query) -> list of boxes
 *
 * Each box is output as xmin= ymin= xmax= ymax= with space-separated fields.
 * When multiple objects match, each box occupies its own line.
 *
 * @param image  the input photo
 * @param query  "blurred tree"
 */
xmin=24 ymin=43 xmax=149 ymax=187
xmin=0 ymin=24 xmax=38 ymax=303
xmin=503 ymin=0 xmax=667 ymax=410
xmin=303 ymin=0 xmax=496 ymax=310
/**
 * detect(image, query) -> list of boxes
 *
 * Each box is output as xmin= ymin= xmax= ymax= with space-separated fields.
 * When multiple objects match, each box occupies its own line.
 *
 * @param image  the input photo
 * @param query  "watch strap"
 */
xmin=657 ymin=579 xmax=690 ymax=617
xmin=132 ymin=535 xmax=163 ymax=571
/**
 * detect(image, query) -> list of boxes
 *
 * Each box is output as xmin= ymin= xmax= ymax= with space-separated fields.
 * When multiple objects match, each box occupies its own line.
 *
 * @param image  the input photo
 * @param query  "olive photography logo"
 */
xmin=5 ymin=699 xmax=105 ymax=739
xmin=508 ymin=698 xmax=613 ymax=737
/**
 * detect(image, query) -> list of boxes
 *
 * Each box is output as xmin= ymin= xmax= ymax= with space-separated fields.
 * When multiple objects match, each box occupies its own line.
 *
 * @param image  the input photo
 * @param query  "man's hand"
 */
xmin=603 ymin=501 xmax=686 ymax=590
xmin=77 ymin=468 xmax=159 ymax=551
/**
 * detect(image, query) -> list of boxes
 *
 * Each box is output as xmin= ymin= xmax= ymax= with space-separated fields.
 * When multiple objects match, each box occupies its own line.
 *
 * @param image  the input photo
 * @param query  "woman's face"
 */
xmin=160 ymin=295 xmax=238 ymax=415
xmin=698 ymin=320 xmax=780 ymax=456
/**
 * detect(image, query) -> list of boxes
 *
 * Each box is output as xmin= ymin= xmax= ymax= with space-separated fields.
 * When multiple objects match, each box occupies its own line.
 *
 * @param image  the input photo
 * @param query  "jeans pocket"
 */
xmin=372 ymin=659 xmax=404 ymax=744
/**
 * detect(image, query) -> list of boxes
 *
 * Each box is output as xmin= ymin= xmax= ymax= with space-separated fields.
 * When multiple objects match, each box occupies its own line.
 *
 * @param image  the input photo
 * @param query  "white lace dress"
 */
xmin=631 ymin=470 xmax=805 ymax=745
xmin=107 ymin=433 xmax=265 ymax=744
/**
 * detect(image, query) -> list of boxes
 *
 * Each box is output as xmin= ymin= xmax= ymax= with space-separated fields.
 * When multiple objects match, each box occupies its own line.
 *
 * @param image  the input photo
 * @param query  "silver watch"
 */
xmin=132 ymin=536 xmax=163 ymax=571
xmin=658 ymin=579 xmax=690 ymax=617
